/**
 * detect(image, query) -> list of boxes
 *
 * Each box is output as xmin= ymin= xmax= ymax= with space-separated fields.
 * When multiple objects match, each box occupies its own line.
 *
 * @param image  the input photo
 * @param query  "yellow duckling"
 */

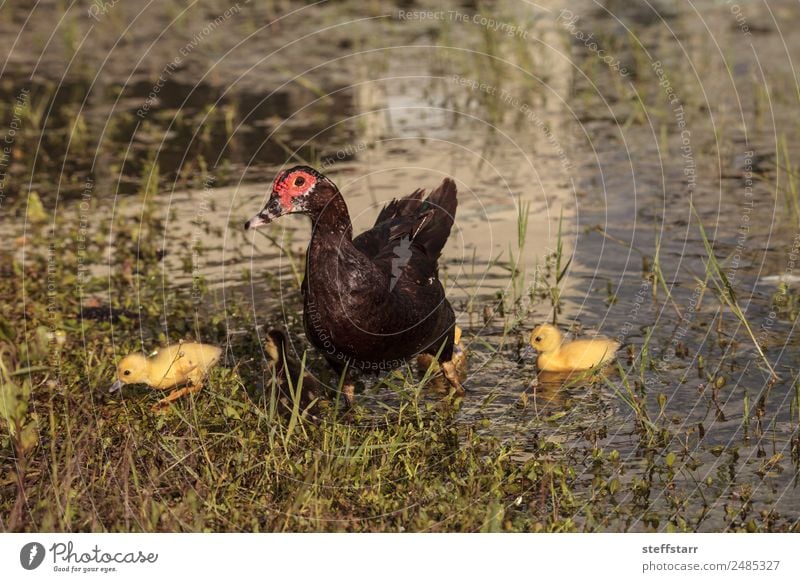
xmin=530 ymin=324 xmax=619 ymax=372
xmin=110 ymin=342 xmax=222 ymax=410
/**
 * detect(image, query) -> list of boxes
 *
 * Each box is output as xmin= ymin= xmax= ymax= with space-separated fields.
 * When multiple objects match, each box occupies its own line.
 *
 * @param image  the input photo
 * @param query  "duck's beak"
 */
xmin=244 ymin=196 xmax=283 ymax=230
xmin=109 ymin=379 xmax=124 ymax=393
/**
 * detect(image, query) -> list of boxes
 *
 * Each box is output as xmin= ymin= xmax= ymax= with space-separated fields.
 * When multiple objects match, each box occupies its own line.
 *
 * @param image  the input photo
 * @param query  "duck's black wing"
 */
xmin=370 ymin=179 xmax=458 ymax=281
xmin=353 ymin=179 xmax=457 ymax=271
xmin=352 ymin=188 xmax=426 ymax=259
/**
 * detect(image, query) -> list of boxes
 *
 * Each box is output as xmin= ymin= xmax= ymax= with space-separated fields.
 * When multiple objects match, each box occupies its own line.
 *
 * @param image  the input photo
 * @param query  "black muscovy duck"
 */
xmin=245 ymin=166 xmax=463 ymax=399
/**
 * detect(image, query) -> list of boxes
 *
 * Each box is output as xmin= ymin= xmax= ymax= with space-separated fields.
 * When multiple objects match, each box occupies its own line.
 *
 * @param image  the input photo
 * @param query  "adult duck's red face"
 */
xmin=244 ymin=167 xmax=320 ymax=230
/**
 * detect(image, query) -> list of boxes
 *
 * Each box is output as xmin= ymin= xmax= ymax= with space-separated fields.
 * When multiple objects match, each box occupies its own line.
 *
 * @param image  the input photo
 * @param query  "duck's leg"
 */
xmin=441 ymin=360 xmax=465 ymax=396
xmin=431 ymin=328 xmax=465 ymax=397
xmin=342 ymin=383 xmax=355 ymax=406
xmin=338 ymin=370 xmax=356 ymax=407
xmin=327 ymin=358 xmax=355 ymax=407
xmin=152 ymin=381 xmax=203 ymax=411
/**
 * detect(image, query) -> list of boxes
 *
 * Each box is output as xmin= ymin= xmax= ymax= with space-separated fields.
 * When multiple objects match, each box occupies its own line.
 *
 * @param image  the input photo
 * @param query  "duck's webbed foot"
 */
xmin=152 ymin=382 xmax=202 ymax=412
xmin=441 ymin=360 xmax=465 ymax=396
xmin=342 ymin=382 xmax=355 ymax=407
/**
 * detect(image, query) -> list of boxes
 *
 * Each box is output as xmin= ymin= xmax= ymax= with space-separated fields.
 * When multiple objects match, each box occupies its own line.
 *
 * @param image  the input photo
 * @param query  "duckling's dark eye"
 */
xmin=123 ymin=369 xmax=131 ymax=376
xmin=294 ymin=176 xmax=305 ymax=187
xmin=535 ymin=336 xmax=542 ymax=342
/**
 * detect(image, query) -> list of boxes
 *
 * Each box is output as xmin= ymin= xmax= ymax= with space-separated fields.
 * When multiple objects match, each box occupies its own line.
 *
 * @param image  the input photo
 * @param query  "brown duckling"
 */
xmin=265 ymin=329 xmax=326 ymax=416
xmin=530 ymin=324 xmax=618 ymax=372
xmin=110 ymin=342 xmax=221 ymax=410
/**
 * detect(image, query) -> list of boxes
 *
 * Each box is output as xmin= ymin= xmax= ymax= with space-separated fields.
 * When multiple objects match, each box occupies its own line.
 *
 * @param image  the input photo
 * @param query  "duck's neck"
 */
xmin=307 ymin=186 xmax=353 ymax=242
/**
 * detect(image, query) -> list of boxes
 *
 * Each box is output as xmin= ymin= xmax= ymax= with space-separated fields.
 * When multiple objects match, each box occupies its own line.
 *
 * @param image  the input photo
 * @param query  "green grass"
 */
xmin=1 ymin=198 xmax=796 ymax=533
xmin=691 ymin=203 xmax=778 ymax=380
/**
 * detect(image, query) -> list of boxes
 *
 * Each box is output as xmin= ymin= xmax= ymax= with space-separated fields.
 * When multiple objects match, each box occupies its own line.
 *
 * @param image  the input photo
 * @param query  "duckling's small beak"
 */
xmin=109 ymin=379 xmax=124 ymax=393
xmin=245 ymin=197 xmax=283 ymax=230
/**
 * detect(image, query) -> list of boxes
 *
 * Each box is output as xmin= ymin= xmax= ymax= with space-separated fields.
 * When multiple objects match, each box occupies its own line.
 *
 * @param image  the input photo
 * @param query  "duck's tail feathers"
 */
xmin=361 ymin=179 xmax=457 ymax=263
xmin=374 ymin=188 xmax=426 ymax=224
xmin=410 ymin=178 xmax=458 ymax=260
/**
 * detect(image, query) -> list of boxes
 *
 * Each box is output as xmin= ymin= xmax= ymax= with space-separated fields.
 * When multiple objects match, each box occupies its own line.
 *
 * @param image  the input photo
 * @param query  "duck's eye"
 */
xmin=123 ymin=369 xmax=131 ymax=376
xmin=534 ymin=336 xmax=542 ymax=342
xmin=294 ymin=176 xmax=305 ymax=187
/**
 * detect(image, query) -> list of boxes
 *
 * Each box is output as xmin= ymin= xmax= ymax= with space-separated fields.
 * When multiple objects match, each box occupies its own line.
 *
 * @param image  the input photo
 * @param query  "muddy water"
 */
xmin=555 ymin=0 xmax=800 ymax=528
xmin=2 ymin=0 xmax=799 ymax=529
